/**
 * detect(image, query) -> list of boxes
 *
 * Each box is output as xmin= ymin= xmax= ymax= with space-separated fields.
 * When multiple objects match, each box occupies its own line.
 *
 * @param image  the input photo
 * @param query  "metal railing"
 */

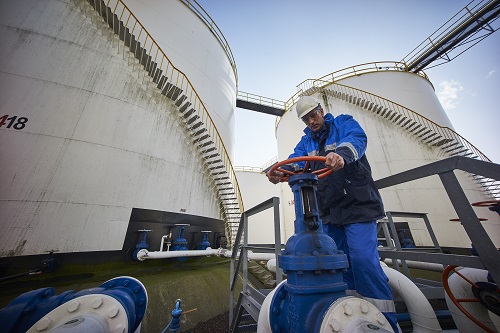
xmin=234 ymin=157 xmax=278 ymax=173
xmin=229 ymin=197 xmax=282 ymax=332
xmin=228 ymin=157 xmax=500 ymax=331
xmin=280 ymin=61 xmax=429 ymax=115
xmin=283 ymin=78 xmax=491 ymax=162
xmin=277 ymin=75 xmax=498 ymax=198
xmin=259 ymin=156 xmax=279 ymax=171
xmin=401 ymin=0 xmax=500 ymax=71
xmin=233 ymin=166 xmax=263 ymax=173
xmin=180 ymin=0 xmax=237 ymax=80
xmin=287 ymin=61 xmax=429 ymax=110
xmin=323 ymin=82 xmax=490 ymax=162
xmin=237 ymin=91 xmax=286 ymax=110
xmin=375 ymin=156 xmax=500 ymax=284
xmin=78 ymin=0 xmax=244 ymax=245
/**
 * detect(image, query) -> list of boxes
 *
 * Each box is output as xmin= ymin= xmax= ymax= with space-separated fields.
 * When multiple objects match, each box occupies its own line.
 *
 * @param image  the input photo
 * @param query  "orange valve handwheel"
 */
xmin=471 ymin=200 xmax=500 ymax=207
xmin=268 ymin=156 xmax=333 ymax=182
xmin=442 ymin=265 xmax=496 ymax=333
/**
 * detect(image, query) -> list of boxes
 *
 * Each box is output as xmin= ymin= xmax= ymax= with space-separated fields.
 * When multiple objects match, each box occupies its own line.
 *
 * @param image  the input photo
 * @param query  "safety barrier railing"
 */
xmin=237 ymin=91 xmax=286 ymax=110
xmin=229 ymin=197 xmax=282 ymax=332
xmin=278 ymin=77 xmax=498 ymax=199
xmin=234 ymin=166 xmax=263 ymax=173
xmin=306 ymin=80 xmax=491 ymax=162
xmin=281 ymin=61 xmax=429 ymax=113
xmin=78 ymin=0 xmax=244 ymax=245
xmin=292 ymin=62 xmax=429 ymax=107
xmin=401 ymin=0 xmax=498 ymax=71
xmin=260 ymin=156 xmax=279 ymax=171
xmin=234 ymin=157 xmax=278 ymax=173
xmin=375 ymin=156 xmax=500 ymax=284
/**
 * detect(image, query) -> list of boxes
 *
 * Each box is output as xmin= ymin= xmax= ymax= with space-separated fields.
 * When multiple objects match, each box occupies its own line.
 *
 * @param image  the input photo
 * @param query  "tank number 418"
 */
xmin=0 ymin=115 xmax=28 ymax=130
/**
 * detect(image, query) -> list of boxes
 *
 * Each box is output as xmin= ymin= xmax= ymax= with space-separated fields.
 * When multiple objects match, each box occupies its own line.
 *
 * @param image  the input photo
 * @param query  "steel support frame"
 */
xmin=229 ymin=197 xmax=282 ymax=332
xmin=382 ymin=211 xmax=443 ymax=277
xmin=375 ymin=156 xmax=500 ymax=284
xmin=407 ymin=0 xmax=500 ymax=72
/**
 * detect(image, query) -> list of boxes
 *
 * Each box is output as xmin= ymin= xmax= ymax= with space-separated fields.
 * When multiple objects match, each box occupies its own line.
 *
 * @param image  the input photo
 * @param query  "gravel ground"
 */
xmin=183 ymin=310 xmax=230 ymax=333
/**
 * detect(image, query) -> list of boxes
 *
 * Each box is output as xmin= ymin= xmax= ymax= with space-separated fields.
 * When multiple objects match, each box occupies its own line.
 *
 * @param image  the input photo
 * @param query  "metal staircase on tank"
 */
xmin=289 ymin=65 xmax=499 ymax=200
xmin=72 ymin=0 xmax=244 ymax=246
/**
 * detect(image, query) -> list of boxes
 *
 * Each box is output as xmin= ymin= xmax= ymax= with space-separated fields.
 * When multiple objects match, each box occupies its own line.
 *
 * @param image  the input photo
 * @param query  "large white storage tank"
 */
xmin=276 ymin=67 xmax=500 ymax=249
xmin=235 ymin=168 xmax=285 ymax=244
xmin=0 ymin=0 xmax=240 ymax=258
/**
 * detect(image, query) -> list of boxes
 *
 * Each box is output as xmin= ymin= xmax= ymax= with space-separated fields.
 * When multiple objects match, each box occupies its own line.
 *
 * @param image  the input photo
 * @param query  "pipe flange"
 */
xmin=98 ymin=276 xmax=148 ymax=332
xmin=472 ymin=281 xmax=500 ymax=316
xmin=268 ymin=281 xmax=288 ymax=332
xmin=26 ymin=294 xmax=128 ymax=333
xmin=319 ymin=297 xmax=394 ymax=333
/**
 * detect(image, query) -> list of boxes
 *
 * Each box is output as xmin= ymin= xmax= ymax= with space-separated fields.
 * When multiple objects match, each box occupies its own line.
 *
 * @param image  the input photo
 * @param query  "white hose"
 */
xmin=381 ymin=262 xmax=442 ymax=333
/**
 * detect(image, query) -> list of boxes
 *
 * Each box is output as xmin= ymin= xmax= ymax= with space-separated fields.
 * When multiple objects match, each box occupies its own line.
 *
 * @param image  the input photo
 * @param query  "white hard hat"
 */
xmin=296 ymin=96 xmax=320 ymax=119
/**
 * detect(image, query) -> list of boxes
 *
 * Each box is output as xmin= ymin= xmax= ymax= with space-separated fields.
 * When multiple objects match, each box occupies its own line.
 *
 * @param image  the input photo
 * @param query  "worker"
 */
xmin=266 ymin=95 xmax=400 ymax=332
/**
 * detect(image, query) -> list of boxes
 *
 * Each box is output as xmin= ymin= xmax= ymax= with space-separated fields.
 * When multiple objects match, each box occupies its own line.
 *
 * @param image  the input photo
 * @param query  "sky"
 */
xmin=197 ymin=0 xmax=500 ymax=167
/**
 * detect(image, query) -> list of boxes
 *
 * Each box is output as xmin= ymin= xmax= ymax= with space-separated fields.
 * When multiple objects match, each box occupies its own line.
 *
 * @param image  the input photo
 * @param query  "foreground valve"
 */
xmin=0 ymin=276 xmax=147 ymax=333
xmin=258 ymin=157 xmax=394 ymax=332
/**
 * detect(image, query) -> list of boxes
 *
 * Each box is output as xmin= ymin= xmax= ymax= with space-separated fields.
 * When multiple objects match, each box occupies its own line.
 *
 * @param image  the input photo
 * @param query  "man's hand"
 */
xmin=325 ymin=152 xmax=345 ymax=171
xmin=266 ymin=169 xmax=284 ymax=184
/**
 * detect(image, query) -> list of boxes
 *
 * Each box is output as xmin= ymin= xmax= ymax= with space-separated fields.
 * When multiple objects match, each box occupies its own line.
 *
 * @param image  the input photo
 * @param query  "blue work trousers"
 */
xmin=323 ymin=221 xmax=401 ymax=333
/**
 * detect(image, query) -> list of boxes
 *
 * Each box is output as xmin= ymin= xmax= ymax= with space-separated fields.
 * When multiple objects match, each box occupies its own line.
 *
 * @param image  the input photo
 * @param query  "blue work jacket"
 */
xmin=287 ymin=113 xmax=385 ymax=225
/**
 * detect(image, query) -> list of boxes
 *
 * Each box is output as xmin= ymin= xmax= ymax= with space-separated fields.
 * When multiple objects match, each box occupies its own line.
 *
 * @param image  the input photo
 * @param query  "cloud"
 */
xmin=436 ymin=80 xmax=463 ymax=111
xmin=486 ymin=68 xmax=496 ymax=79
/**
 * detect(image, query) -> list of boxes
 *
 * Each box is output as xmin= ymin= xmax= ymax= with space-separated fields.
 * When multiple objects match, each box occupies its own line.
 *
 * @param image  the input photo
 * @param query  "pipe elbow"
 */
xmin=135 ymin=249 xmax=149 ymax=261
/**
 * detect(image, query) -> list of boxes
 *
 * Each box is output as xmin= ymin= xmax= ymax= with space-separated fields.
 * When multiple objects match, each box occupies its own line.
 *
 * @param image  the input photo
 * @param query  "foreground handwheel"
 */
xmin=472 ymin=200 xmax=500 ymax=214
xmin=268 ymin=156 xmax=333 ymax=182
xmin=471 ymin=200 xmax=500 ymax=208
xmin=442 ymin=265 xmax=496 ymax=333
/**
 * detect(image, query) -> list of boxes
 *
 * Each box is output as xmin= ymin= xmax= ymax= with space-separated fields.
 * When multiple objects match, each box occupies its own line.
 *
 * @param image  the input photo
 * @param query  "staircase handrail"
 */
xmin=401 ymin=0 xmax=498 ymax=71
xmin=278 ymin=61 xmax=490 ymax=163
xmin=101 ymin=0 xmax=244 ymax=236
xmin=278 ymin=78 xmax=498 ymax=197
xmin=288 ymin=79 xmax=492 ymax=163
xmin=290 ymin=61 xmax=429 ymax=109
xmin=179 ymin=0 xmax=237 ymax=80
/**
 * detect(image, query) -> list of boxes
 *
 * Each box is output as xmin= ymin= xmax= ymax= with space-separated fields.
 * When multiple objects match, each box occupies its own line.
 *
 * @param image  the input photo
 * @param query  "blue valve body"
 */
xmin=269 ymin=173 xmax=349 ymax=333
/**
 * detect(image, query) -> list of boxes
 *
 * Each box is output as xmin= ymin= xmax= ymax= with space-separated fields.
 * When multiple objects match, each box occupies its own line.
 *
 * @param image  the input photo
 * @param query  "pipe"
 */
xmin=136 ymin=248 xmax=222 ymax=260
xmin=383 ymin=258 xmax=444 ymax=272
xmin=159 ymin=234 xmax=172 ymax=251
xmin=266 ymin=258 xmax=277 ymax=273
xmin=136 ymin=248 xmax=277 ymax=261
xmin=444 ymin=267 xmax=499 ymax=333
xmin=257 ymin=280 xmax=285 ymax=333
xmin=246 ymin=251 xmax=276 ymax=261
xmin=381 ymin=262 xmax=442 ymax=333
